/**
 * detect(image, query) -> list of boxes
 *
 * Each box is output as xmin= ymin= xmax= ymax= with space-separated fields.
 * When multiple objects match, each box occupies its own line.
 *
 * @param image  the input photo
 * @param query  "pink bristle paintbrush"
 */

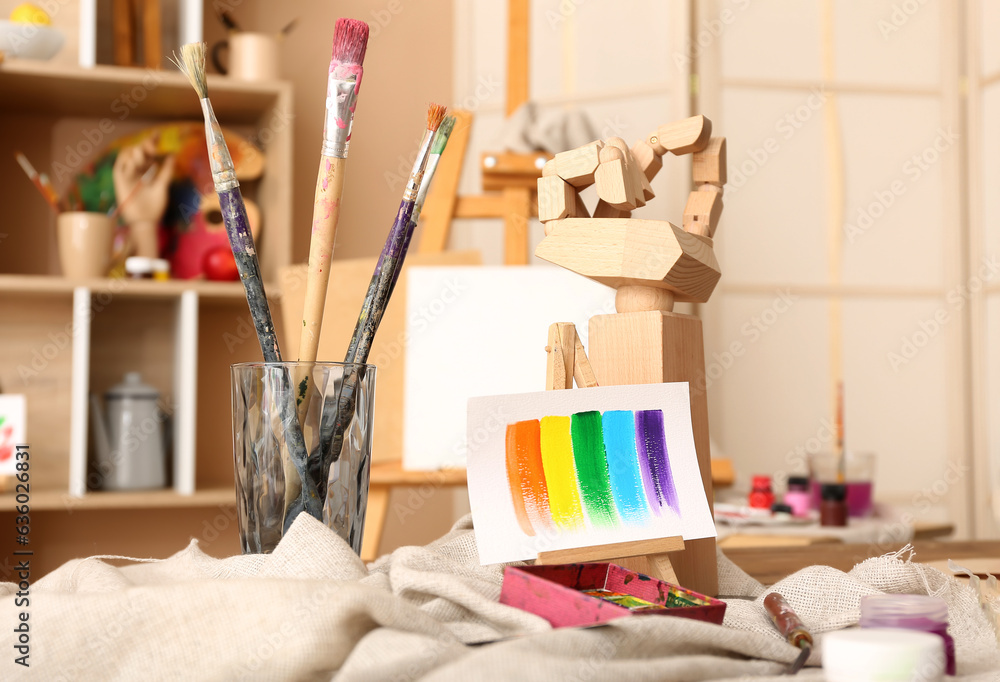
xmin=297 ymin=18 xmax=370 ymax=368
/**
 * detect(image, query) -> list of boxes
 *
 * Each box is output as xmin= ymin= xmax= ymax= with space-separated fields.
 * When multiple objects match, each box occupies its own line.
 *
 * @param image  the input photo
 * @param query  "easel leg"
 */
xmin=589 ymin=309 xmax=719 ymax=596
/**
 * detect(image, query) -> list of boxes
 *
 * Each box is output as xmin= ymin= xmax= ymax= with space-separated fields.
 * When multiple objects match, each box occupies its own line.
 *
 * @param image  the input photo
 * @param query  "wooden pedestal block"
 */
xmin=588 ymin=310 xmax=718 ymax=596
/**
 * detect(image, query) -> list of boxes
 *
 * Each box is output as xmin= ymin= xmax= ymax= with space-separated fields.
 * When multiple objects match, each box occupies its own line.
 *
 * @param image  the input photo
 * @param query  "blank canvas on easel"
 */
xmin=467 ymin=382 xmax=716 ymax=565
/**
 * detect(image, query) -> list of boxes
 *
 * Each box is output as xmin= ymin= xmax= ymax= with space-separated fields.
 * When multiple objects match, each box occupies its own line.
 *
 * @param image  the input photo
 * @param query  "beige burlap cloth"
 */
xmin=1 ymin=513 xmax=997 ymax=681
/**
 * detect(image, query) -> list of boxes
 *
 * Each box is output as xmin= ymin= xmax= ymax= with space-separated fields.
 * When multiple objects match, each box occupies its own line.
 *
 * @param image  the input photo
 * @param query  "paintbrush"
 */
xmin=173 ymin=42 xmax=320 ymax=522
xmin=764 ymin=592 xmax=813 ymax=674
xmin=108 ymin=164 xmax=157 ymax=221
xmin=296 ymin=18 xmax=369 ymax=416
xmin=387 ymin=114 xmax=457 ymax=297
xmin=345 ymin=102 xmax=447 ymax=365
xmin=14 ymin=152 xmax=61 ymax=213
xmin=314 ymin=104 xmax=447 ymax=485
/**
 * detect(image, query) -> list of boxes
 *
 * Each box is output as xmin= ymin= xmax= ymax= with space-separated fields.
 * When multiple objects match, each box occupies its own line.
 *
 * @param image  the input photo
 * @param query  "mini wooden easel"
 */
xmin=532 ymin=115 xmax=726 ymax=596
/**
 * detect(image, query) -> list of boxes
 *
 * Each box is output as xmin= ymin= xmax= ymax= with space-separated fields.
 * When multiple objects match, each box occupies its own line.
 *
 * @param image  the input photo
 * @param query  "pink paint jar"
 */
xmin=860 ymin=594 xmax=955 ymax=676
xmin=783 ymin=476 xmax=811 ymax=517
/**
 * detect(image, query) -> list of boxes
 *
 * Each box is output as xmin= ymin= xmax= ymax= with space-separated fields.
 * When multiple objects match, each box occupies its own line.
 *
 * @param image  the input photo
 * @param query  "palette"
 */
xmin=500 ymin=562 xmax=726 ymax=628
xmin=467 ymin=382 xmax=716 ymax=565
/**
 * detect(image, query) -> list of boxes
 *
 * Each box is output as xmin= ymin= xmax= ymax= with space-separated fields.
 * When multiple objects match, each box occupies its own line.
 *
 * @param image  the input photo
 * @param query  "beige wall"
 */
xmin=203 ymin=0 xmax=453 ymax=265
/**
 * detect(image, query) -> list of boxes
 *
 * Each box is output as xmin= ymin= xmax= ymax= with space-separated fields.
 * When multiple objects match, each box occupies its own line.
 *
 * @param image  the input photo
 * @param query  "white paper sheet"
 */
xmin=402 ymin=266 xmax=616 ymax=470
xmin=466 ymin=382 xmax=717 ymax=565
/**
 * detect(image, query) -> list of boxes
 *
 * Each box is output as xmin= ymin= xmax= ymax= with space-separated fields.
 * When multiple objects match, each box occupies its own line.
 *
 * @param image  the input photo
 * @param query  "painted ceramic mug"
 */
xmin=212 ymin=32 xmax=280 ymax=81
xmin=57 ymin=211 xmax=114 ymax=278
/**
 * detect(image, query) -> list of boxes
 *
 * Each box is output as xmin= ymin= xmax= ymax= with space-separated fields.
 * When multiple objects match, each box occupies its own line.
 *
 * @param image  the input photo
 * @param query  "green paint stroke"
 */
xmin=570 ymin=411 xmax=618 ymax=528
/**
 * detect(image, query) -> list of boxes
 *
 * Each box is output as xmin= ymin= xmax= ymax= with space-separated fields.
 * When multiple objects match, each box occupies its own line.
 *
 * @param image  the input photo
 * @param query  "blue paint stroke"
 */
xmin=601 ymin=411 xmax=650 ymax=525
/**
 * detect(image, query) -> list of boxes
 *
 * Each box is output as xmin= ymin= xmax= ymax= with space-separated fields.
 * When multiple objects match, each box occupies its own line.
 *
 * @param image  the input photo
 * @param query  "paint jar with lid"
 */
xmin=125 ymin=256 xmax=154 ymax=279
xmin=819 ymin=483 xmax=848 ymax=526
xmin=783 ymin=476 xmax=811 ymax=517
xmin=748 ymin=475 xmax=774 ymax=509
xmin=823 ymin=629 xmax=944 ymax=682
xmin=861 ymin=594 xmax=955 ymax=675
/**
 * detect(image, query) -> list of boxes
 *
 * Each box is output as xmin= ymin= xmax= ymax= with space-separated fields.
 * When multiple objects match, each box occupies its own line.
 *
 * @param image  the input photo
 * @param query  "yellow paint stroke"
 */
xmin=539 ymin=416 xmax=584 ymax=530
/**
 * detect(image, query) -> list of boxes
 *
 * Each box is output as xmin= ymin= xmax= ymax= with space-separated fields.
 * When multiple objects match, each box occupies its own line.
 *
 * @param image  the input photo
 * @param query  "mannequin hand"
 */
xmin=112 ymin=136 xmax=176 ymax=225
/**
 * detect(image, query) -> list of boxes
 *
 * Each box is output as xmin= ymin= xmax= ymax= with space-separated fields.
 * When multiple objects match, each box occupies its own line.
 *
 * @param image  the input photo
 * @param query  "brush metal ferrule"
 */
xmin=403 ymin=130 xmax=435 ymax=204
xmin=322 ymin=77 xmax=359 ymax=158
xmin=200 ymin=98 xmax=239 ymax=192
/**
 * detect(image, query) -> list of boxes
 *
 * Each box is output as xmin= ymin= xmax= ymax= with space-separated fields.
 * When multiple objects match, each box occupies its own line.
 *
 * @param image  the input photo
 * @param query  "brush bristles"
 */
xmin=431 ymin=116 xmax=456 ymax=154
xmin=332 ymin=18 xmax=369 ymax=65
xmin=172 ymin=42 xmax=208 ymax=99
xmin=426 ymin=103 xmax=447 ymax=133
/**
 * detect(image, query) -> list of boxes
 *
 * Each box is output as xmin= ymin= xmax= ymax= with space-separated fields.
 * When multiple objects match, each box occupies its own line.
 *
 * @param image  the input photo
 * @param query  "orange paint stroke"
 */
xmin=505 ymin=420 xmax=552 ymax=536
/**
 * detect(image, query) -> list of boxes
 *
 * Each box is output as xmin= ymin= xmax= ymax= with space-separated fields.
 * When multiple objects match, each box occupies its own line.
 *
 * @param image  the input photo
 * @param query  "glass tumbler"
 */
xmin=231 ymin=361 xmax=376 ymax=554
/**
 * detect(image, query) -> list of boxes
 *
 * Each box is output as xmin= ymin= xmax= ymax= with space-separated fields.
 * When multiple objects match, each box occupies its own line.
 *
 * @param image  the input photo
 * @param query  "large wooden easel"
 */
xmin=417 ymin=0 xmax=549 ymax=265
xmin=531 ymin=115 xmax=726 ymax=597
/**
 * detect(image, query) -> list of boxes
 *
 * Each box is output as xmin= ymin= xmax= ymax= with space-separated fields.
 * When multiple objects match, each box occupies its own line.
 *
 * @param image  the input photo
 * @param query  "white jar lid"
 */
xmin=824 ymin=628 xmax=945 ymax=682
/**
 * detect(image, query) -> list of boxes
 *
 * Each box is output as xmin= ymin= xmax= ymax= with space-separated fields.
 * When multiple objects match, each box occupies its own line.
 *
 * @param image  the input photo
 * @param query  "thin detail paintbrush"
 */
xmin=296 ymin=18 xmax=369 ymax=415
xmin=15 ymin=152 xmax=61 ymax=213
xmin=388 ymin=114 xmax=456 ymax=297
xmin=345 ymin=102 xmax=447 ymax=365
xmin=173 ymin=42 xmax=320 ymax=522
xmin=317 ymin=104 xmax=447 ymax=476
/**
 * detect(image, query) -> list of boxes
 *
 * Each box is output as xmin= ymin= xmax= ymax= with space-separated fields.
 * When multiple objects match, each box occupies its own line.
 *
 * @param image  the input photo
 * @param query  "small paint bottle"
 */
xmin=748 ymin=475 xmax=775 ymax=509
xmin=770 ymin=503 xmax=793 ymax=521
xmin=783 ymin=476 xmax=812 ymax=517
xmin=860 ymin=594 xmax=955 ymax=675
xmin=125 ymin=256 xmax=154 ymax=279
xmin=819 ymin=483 xmax=848 ymax=527
xmin=152 ymin=258 xmax=171 ymax=281
xmin=823 ymin=629 xmax=945 ymax=682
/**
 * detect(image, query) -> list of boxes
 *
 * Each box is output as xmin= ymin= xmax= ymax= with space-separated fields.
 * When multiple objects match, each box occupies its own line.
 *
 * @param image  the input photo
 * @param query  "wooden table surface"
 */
xmin=724 ymin=540 xmax=1000 ymax=586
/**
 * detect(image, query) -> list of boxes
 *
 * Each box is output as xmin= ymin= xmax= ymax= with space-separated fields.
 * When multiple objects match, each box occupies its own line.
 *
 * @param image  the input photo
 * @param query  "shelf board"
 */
xmin=0 ymin=60 xmax=290 ymax=123
xmin=0 ymin=486 xmax=235 ymax=512
xmin=0 ymin=274 xmax=281 ymax=301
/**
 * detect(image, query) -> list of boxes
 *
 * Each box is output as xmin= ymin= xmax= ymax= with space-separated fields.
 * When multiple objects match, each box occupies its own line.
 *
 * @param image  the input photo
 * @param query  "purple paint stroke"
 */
xmin=635 ymin=410 xmax=680 ymax=515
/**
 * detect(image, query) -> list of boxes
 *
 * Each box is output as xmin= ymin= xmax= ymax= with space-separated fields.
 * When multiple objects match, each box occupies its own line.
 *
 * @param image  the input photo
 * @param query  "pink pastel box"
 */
xmin=500 ymin=563 xmax=727 ymax=628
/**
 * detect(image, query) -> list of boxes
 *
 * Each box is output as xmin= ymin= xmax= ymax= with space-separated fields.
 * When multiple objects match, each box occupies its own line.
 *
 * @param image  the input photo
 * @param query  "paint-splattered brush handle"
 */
xmin=299 ymin=155 xmax=348 ymax=363
xmin=218 ymin=186 xmax=282 ymax=362
xmin=219 ymin=185 xmax=322 ymax=519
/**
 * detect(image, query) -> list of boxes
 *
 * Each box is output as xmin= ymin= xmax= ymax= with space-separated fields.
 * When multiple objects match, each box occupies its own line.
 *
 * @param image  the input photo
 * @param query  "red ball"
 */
xmin=202 ymin=246 xmax=239 ymax=281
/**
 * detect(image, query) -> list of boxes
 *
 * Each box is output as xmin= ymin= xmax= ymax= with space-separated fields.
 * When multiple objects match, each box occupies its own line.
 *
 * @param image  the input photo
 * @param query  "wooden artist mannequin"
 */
xmin=535 ymin=115 xmax=726 ymax=596
xmin=111 ymin=136 xmax=175 ymax=259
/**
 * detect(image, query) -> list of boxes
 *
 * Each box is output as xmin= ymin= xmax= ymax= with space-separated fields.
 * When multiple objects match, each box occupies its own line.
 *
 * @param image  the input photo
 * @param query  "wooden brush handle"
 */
xmin=298 ymin=155 xmax=348 ymax=363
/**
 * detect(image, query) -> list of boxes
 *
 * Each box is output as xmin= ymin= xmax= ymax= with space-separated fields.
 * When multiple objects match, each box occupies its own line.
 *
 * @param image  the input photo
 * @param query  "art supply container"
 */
xmin=820 ymin=483 xmax=848 ymax=527
xmin=231 ymin=362 xmax=376 ymax=555
xmin=783 ymin=476 xmax=811 ymax=517
xmin=748 ymin=475 xmax=774 ymax=509
xmin=213 ymin=32 xmax=280 ymax=81
xmin=57 ymin=211 xmax=114 ymax=278
xmin=823 ymin=628 xmax=945 ymax=682
xmin=861 ymin=594 xmax=955 ymax=675
xmin=809 ymin=451 xmax=876 ymax=517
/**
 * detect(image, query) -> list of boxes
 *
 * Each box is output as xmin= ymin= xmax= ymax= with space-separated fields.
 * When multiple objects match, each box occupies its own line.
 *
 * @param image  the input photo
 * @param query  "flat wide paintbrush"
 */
xmin=298 ymin=18 xmax=370 ymax=367
xmin=173 ymin=42 xmax=320 ymax=522
xmin=316 ymin=104 xmax=447 ymax=478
